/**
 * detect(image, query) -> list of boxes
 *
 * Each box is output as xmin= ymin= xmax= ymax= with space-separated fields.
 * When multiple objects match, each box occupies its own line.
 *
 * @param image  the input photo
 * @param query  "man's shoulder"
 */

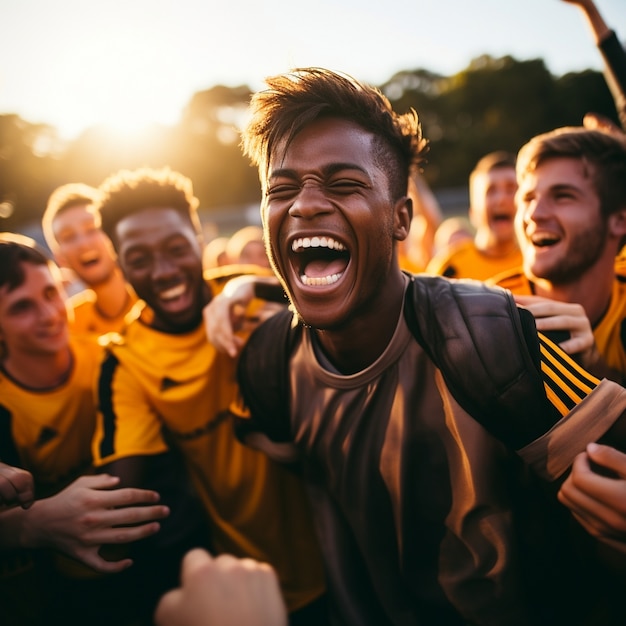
xmin=487 ymin=266 xmax=529 ymax=292
xmin=68 ymin=288 xmax=97 ymax=311
xmin=425 ymin=240 xmax=476 ymax=277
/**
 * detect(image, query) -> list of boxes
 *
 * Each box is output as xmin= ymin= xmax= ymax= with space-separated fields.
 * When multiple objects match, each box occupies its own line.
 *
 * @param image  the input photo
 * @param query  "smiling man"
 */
xmin=0 ymin=232 xmax=172 ymax=626
xmin=42 ymin=182 xmax=137 ymax=339
xmin=210 ymin=68 xmax=626 ymax=625
xmin=491 ymin=127 xmax=626 ymax=382
xmin=426 ymin=150 xmax=522 ymax=279
xmin=92 ymin=167 xmax=326 ymax=623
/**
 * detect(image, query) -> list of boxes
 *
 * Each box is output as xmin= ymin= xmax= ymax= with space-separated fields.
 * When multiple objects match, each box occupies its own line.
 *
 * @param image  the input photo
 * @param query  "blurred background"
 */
xmin=1 ymin=0 xmax=625 ymax=245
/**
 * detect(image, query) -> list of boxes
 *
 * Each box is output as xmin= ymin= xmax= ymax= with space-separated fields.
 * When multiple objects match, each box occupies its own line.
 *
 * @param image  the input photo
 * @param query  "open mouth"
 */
xmin=492 ymin=213 xmax=513 ymax=223
xmin=79 ymin=253 xmax=100 ymax=268
xmin=158 ymin=283 xmax=187 ymax=302
xmin=291 ymin=236 xmax=350 ymax=286
xmin=530 ymin=232 xmax=560 ymax=248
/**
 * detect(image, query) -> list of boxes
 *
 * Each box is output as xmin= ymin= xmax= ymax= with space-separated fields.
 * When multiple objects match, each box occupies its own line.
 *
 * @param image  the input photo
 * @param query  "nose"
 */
xmin=38 ymin=298 xmax=65 ymax=323
xmin=521 ymin=194 xmax=551 ymax=224
xmin=151 ymin=252 xmax=178 ymax=281
xmin=288 ymin=183 xmax=334 ymax=220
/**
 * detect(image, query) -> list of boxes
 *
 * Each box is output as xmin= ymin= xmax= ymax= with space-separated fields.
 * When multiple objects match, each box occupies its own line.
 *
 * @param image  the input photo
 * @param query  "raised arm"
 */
xmin=561 ymin=0 xmax=626 ymax=129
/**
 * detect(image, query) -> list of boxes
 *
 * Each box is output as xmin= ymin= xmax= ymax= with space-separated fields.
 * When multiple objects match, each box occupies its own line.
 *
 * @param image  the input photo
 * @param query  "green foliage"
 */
xmin=0 ymin=57 xmax=621 ymax=230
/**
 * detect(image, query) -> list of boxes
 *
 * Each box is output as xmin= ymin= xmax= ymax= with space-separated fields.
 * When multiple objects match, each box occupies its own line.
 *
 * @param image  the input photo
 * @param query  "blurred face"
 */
xmin=469 ymin=166 xmax=518 ymax=245
xmin=262 ymin=117 xmax=409 ymax=330
xmin=114 ymin=207 xmax=207 ymax=332
xmin=515 ymin=157 xmax=607 ymax=285
xmin=0 ymin=262 xmax=69 ymax=359
xmin=52 ymin=204 xmax=118 ymax=287
xmin=238 ymin=241 xmax=270 ymax=268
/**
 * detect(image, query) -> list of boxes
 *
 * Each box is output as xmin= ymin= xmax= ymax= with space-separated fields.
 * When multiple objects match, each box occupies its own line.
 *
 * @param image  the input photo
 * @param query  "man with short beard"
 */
xmin=491 ymin=126 xmax=626 ymax=384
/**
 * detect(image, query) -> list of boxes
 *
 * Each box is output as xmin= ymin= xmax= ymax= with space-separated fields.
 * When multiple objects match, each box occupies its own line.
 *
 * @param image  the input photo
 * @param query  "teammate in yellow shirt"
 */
xmin=0 ymin=233 xmax=171 ymax=626
xmin=426 ymin=151 xmax=522 ymax=279
xmin=42 ymin=182 xmax=138 ymax=339
xmin=490 ymin=126 xmax=626 ymax=383
xmin=92 ymin=167 xmax=326 ymax=622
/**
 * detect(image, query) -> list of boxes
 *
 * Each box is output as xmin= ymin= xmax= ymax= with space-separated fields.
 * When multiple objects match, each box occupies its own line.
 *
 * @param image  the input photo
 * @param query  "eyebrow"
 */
xmin=269 ymin=162 xmax=369 ymax=181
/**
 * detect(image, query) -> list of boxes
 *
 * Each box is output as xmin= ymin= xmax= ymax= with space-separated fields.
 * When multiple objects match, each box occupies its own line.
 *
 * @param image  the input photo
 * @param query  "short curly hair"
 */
xmin=96 ymin=167 xmax=200 ymax=250
xmin=241 ymin=67 xmax=428 ymax=200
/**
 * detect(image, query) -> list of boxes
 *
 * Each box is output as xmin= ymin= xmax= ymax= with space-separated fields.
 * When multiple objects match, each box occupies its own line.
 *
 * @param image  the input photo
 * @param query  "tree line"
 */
xmin=0 ymin=54 xmax=618 ymax=232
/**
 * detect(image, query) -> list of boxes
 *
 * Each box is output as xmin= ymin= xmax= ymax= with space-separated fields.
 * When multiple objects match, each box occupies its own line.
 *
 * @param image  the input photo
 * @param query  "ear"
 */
xmin=393 ymin=196 xmax=412 ymax=242
xmin=467 ymin=204 xmax=479 ymax=230
xmin=608 ymin=207 xmax=626 ymax=242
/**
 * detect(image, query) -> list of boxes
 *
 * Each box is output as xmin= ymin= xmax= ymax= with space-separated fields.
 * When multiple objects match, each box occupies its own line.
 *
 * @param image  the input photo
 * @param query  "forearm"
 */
xmin=570 ymin=0 xmax=611 ymax=43
xmin=0 ymin=505 xmax=36 ymax=549
xmin=598 ymin=32 xmax=626 ymax=129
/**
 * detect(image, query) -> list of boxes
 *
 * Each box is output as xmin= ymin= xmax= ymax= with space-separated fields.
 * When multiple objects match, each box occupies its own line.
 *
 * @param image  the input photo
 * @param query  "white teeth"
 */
xmin=160 ymin=284 xmax=186 ymax=300
xmin=292 ymin=237 xmax=346 ymax=252
xmin=300 ymin=273 xmax=341 ymax=286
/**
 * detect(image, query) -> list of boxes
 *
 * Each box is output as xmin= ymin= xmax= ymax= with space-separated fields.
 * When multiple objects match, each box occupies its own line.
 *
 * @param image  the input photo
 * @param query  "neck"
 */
xmin=92 ymin=268 xmax=131 ymax=319
xmin=2 ymin=346 xmax=73 ymax=389
xmin=533 ymin=268 xmax=614 ymax=327
xmin=314 ymin=270 xmax=407 ymax=375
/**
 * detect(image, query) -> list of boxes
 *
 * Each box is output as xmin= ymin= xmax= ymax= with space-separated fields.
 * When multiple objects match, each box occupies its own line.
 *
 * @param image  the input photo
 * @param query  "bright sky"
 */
xmin=2 ymin=0 xmax=625 ymax=140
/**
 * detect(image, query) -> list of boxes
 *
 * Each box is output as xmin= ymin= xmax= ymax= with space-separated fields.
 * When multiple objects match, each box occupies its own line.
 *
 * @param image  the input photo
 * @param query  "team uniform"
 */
xmin=425 ymin=238 xmax=522 ymax=280
xmin=68 ymin=284 xmax=138 ymax=339
xmin=91 ymin=277 xmax=326 ymax=614
xmin=233 ymin=274 xmax=626 ymax=625
xmin=0 ymin=337 xmax=119 ymax=626
xmin=492 ymin=268 xmax=626 ymax=379
xmin=0 ymin=336 xmax=101 ymax=496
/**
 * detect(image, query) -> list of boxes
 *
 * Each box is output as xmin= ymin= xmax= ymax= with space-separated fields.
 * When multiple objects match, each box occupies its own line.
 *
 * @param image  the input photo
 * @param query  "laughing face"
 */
xmin=114 ymin=207 xmax=207 ymax=332
xmin=262 ymin=117 xmax=410 ymax=330
xmin=515 ymin=157 xmax=607 ymax=285
xmin=469 ymin=166 xmax=518 ymax=247
xmin=0 ymin=262 xmax=69 ymax=359
xmin=51 ymin=204 xmax=118 ymax=287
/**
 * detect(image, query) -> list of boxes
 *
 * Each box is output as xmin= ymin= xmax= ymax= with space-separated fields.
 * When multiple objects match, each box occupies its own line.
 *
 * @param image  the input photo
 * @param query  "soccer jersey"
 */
xmin=0 ymin=337 xmax=102 ymax=495
xmin=92 ymin=290 xmax=325 ymax=612
xmin=492 ymin=269 xmax=626 ymax=378
xmin=68 ymin=285 xmax=139 ymax=339
xmin=233 ymin=277 xmax=626 ymax=625
xmin=426 ymin=238 xmax=522 ymax=280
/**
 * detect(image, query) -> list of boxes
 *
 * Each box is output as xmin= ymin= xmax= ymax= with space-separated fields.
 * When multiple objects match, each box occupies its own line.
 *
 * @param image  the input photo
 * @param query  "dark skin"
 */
xmin=263 ymin=117 xmax=412 ymax=374
xmin=114 ymin=207 xmax=211 ymax=334
xmin=102 ymin=206 xmax=211 ymax=485
xmin=99 ymin=207 xmax=212 ymax=562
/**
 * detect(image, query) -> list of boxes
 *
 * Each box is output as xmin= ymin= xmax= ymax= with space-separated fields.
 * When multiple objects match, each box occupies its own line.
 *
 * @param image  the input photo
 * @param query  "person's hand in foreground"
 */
xmin=155 ymin=549 xmax=288 ymax=626
xmin=559 ymin=443 xmax=626 ymax=553
xmin=0 ymin=462 xmax=35 ymax=510
xmin=0 ymin=473 xmax=169 ymax=573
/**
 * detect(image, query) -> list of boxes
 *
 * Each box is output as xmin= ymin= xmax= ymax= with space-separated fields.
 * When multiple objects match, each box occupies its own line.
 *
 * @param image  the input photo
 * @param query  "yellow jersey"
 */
xmin=426 ymin=239 xmax=522 ymax=281
xmin=92 ymin=282 xmax=325 ymax=612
